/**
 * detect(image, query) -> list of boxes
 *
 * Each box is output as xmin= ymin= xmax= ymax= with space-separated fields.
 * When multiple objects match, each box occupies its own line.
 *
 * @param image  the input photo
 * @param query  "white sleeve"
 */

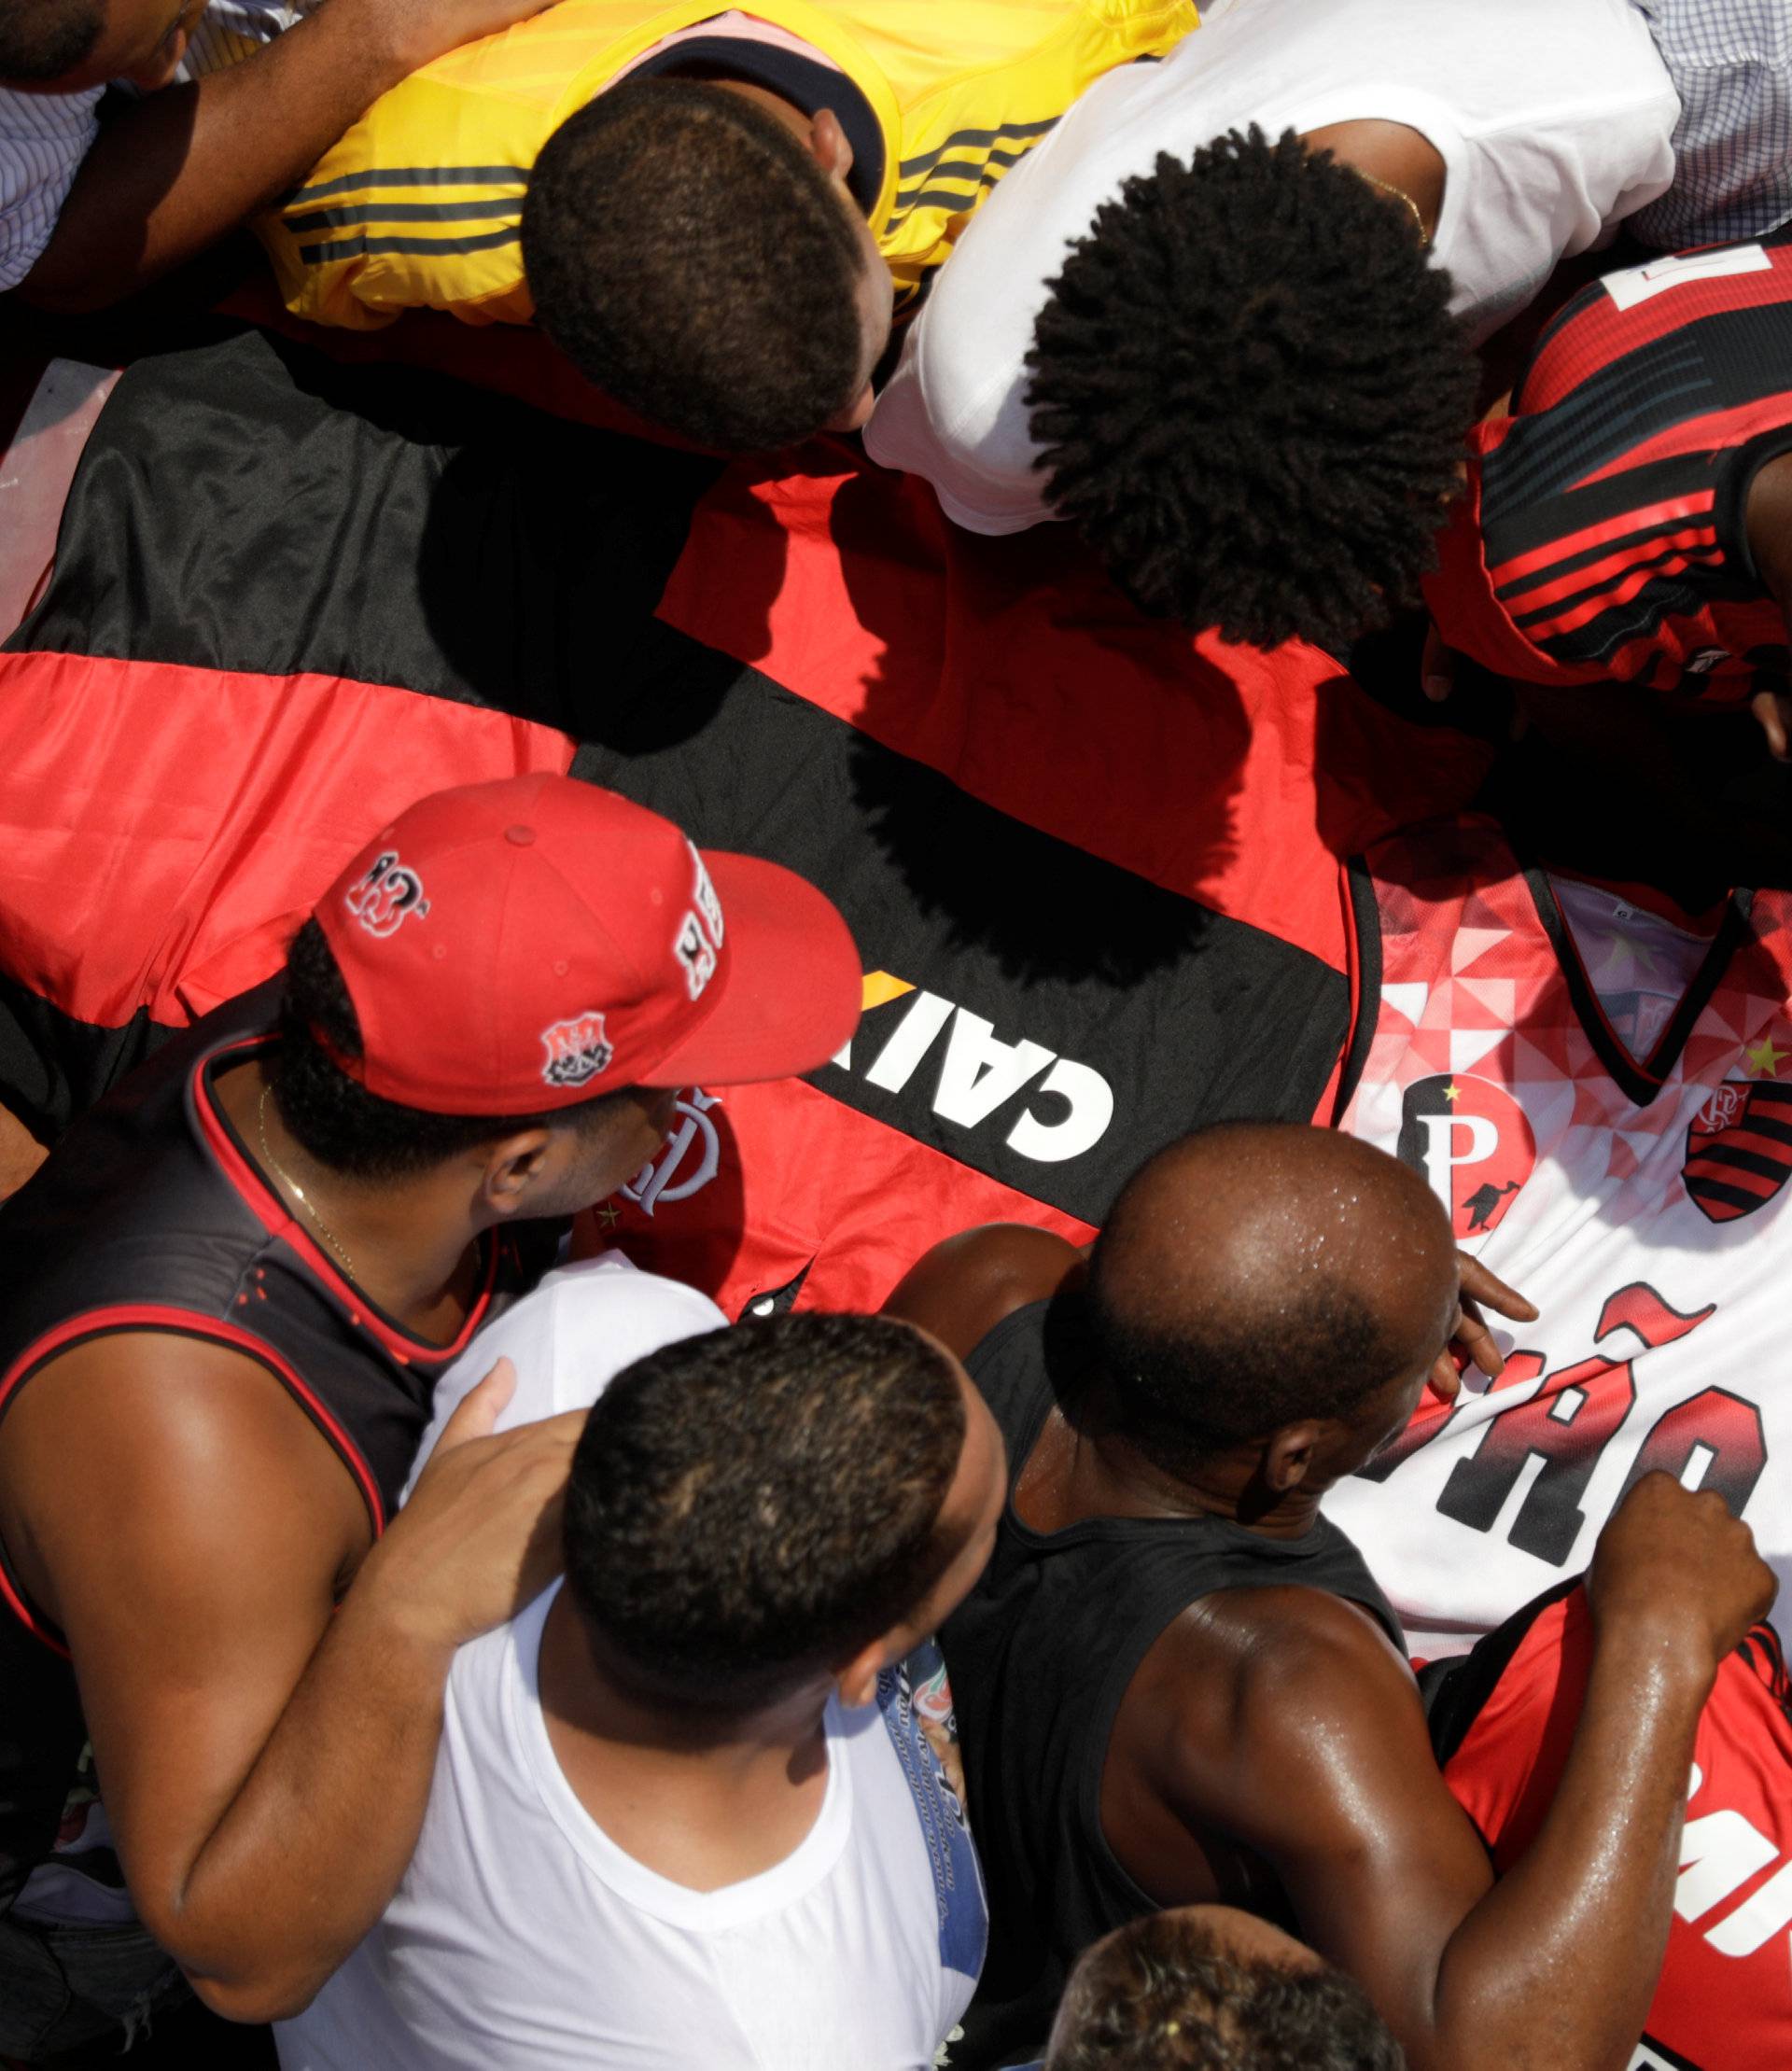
xmin=0 ymin=84 xmax=102 ymax=291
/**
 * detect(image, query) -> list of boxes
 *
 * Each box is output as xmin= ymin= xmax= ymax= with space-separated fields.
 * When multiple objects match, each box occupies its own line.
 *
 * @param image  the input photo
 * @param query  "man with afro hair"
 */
xmin=1028 ymin=127 xmax=1474 ymax=652
xmin=865 ymin=0 xmax=1683 ymax=651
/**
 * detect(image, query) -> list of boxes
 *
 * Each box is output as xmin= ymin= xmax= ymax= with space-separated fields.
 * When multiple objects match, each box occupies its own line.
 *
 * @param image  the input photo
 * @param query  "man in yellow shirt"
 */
xmin=254 ymin=0 xmax=1197 ymax=450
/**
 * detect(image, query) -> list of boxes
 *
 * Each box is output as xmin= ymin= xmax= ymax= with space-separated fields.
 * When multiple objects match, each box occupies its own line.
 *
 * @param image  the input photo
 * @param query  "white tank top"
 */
xmin=277 ymin=1254 xmax=985 ymax=2068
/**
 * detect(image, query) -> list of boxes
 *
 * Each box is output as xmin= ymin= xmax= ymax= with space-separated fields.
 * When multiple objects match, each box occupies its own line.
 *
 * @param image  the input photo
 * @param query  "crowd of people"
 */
xmin=5 ymin=0 xmax=1792 ymax=2065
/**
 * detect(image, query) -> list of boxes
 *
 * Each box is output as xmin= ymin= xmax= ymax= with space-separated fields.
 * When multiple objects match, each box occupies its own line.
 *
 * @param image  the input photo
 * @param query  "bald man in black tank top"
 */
xmin=886 ymin=1123 xmax=1773 ymax=2071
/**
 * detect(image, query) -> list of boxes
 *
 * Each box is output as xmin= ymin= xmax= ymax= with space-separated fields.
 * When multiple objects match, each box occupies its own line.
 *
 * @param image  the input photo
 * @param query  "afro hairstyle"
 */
xmin=1026 ymin=125 xmax=1477 ymax=654
xmin=522 ymin=77 xmax=872 ymax=453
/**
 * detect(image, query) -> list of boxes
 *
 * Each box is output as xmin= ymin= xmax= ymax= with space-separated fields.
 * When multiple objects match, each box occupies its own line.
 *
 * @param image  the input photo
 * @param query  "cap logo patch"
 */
xmin=673 ymin=847 xmax=725 ymax=1001
xmin=540 ymin=1011 xmax=614 ymax=1088
xmin=343 ymin=850 xmax=430 ymax=938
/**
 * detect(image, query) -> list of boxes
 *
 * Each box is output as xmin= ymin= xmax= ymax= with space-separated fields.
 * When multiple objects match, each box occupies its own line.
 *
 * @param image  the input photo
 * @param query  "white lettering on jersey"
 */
xmin=1671 ymin=1764 xmax=1792 ymax=1964
xmin=846 ymin=986 xmax=1114 ymax=1165
xmin=1419 ymin=1112 xmax=1499 ymax=1198
xmin=621 ymin=1089 xmax=721 ymax=1217
xmin=1603 ymin=244 xmax=1771 ymax=311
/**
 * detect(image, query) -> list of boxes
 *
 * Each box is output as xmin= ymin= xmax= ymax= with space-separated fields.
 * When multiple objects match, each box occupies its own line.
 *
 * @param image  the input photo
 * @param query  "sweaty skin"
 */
xmin=0 ymin=1061 xmax=676 ymax=2020
xmin=886 ymin=1126 xmax=1773 ymax=2071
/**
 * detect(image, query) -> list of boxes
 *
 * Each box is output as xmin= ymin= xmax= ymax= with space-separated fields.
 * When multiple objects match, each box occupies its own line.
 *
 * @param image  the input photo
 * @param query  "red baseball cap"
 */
xmin=312 ymin=775 xmax=861 ymax=1114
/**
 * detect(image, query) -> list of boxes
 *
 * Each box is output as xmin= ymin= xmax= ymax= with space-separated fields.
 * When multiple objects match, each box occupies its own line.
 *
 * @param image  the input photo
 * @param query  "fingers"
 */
xmin=1426 ymin=1350 xmax=1463 ymax=1406
xmin=1449 ymin=1301 xmax=1506 ymax=1380
xmin=432 ymin=1357 xmax=517 ymax=1454
xmin=1422 ymin=620 xmax=1454 ymax=704
xmin=1457 ymin=1253 xmax=1539 ymax=1322
xmin=1752 ymin=687 xmax=1792 ymax=763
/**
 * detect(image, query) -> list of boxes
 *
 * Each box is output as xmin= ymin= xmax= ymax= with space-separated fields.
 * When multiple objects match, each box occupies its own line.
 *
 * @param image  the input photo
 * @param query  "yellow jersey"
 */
xmin=254 ymin=0 xmax=1198 ymax=329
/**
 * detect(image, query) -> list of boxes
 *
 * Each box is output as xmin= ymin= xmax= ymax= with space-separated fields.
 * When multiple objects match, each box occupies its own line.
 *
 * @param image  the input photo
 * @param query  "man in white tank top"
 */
xmin=278 ymin=1266 xmax=1005 ymax=2070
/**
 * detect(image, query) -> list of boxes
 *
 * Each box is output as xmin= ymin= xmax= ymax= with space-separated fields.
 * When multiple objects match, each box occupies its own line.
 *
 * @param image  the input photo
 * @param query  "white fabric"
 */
xmin=863 ymin=0 xmax=1680 ymax=536
xmin=284 ymin=1252 xmax=981 ymax=2071
xmin=0 ymin=0 xmax=302 ymax=292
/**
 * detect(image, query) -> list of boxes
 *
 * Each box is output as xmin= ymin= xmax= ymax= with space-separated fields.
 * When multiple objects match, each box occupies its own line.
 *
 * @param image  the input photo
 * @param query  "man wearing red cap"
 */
xmin=0 ymin=774 xmax=861 ymax=2056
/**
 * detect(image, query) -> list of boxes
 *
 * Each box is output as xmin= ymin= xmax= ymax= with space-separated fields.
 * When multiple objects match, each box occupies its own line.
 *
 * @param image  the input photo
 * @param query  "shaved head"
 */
xmin=1086 ymin=1123 xmax=1457 ymax=1469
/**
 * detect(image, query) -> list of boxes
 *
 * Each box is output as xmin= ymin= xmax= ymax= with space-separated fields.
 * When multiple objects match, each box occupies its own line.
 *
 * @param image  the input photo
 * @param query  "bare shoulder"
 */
xmin=0 ymin=1329 xmax=369 ymax=1622
xmin=881 ymin=1221 xmax=1085 ymax=1360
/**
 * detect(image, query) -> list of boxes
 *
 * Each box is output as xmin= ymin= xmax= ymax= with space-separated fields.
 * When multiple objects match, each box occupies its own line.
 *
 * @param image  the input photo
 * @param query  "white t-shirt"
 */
xmin=863 ymin=0 xmax=1679 ymax=536
xmin=281 ymin=1253 xmax=987 ymax=2070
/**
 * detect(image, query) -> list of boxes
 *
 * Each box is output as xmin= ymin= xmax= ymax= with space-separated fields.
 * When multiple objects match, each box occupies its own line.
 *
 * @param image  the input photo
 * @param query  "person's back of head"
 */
xmin=1026 ymin=126 xmax=1476 ymax=654
xmin=1046 ymin=1907 xmax=1405 ymax=2070
xmin=564 ymin=1312 xmax=973 ymax=1713
xmin=523 ymin=79 xmax=874 ymax=453
xmin=1083 ymin=1122 xmax=1457 ymax=1476
xmin=0 ymin=0 xmax=104 ymax=82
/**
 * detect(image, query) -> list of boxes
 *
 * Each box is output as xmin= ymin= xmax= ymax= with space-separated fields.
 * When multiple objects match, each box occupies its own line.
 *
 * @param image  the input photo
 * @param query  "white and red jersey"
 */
xmin=1326 ymin=815 xmax=1792 ymax=1656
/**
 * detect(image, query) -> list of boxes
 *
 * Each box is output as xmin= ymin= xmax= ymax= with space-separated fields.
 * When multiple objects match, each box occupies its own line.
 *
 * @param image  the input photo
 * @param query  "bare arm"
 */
xmin=1193 ymin=1476 xmax=1771 ymax=2071
xmin=0 ymin=1333 xmax=577 ymax=2020
xmin=15 ymin=0 xmax=552 ymax=314
xmin=881 ymin=1222 xmax=1085 ymax=1362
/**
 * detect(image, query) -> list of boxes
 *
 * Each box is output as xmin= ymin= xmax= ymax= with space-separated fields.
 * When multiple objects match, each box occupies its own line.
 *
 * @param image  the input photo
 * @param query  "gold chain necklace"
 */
xmin=1355 ymin=168 xmax=1429 ymax=248
xmin=258 ymin=1084 xmax=357 ymax=1280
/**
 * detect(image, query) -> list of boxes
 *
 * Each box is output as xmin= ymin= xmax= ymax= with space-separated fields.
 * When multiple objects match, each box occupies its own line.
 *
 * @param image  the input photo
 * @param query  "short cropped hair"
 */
xmin=1085 ymin=1167 xmax=1402 ymax=1473
xmin=271 ymin=917 xmax=632 ymax=1182
xmin=565 ymin=1313 xmax=967 ymax=1713
xmin=1027 ymin=126 xmax=1477 ymax=654
xmin=0 ymin=0 xmax=105 ymax=82
xmin=523 ymin=79 xmax=869 ymax=452
xmin=1047 ymin=1911 xmax=1405 ymax=2071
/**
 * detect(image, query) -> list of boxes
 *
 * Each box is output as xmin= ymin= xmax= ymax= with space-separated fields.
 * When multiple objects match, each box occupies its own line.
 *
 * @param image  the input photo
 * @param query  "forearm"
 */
xmin=145 ymin=1553 xmax=455 ymax=2022
xmin=1429 ymin=1622 xmax=1709 ymax=2070
xmin=17 ymin=3 xmax=412 ymax=313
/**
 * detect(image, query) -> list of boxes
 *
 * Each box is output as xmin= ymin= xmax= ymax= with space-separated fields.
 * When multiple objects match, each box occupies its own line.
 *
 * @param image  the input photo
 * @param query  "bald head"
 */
xmin=1085 ymin=1124 xmax=1457 ymax=1471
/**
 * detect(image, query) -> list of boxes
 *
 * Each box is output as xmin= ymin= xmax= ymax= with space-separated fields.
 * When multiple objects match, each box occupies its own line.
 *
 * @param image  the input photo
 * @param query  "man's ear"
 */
xmin=1263 ymin=1422 xmax=1323 ymax=1495
xmin=835 ymin=1633 xmax=892 ymax=1711
xmin=482 ymin=1128 xmax=555 ymax=1214
xmin=806 ymin=105 xmax=854 ymax=183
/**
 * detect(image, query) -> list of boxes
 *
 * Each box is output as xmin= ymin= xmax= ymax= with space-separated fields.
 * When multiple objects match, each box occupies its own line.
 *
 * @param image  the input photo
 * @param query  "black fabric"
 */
xmin=0 ymin=986 xmax=557 ymax=1912
xmin=1417 ymin=1575 xmax=1582 ymax=1768
xmin=10 ymin=324 xmax=722 ymax=711
xmin=941 ymin=1298 xmax=1404 ymax=2070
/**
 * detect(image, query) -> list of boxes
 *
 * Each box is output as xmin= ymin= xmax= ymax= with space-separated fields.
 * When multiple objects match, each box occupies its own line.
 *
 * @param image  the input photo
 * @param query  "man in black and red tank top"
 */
xmin=1426 ymin=225 xmax=1792 ymax=756
xmin=0 ymin=772 xmax=861 ymax=2056
xmin=886 ymin=1124 xmax=1775 ymax=2071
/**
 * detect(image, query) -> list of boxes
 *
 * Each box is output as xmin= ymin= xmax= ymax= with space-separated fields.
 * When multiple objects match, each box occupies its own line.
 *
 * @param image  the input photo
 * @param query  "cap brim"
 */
xmin=642 ymin=851 xmax=861 ymax=1088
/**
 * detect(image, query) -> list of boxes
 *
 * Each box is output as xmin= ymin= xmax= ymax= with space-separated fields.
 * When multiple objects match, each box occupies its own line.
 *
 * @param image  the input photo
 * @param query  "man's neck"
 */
xmin=1302 ymin=119 xmax=1446 ymax=243
xmin=216 ymin=1056 xmax=483 ymax=1341
xmin=537 ymin=1587 xmax=833 ymax=1893
xmin=1015 ymin=1375 xmax=1325 ymax=1542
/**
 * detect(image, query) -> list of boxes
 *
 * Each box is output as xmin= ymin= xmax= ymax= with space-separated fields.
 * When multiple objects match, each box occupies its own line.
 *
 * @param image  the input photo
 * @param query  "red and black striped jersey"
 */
xmin=1426 ymin=230 xmax=1792 ymax=701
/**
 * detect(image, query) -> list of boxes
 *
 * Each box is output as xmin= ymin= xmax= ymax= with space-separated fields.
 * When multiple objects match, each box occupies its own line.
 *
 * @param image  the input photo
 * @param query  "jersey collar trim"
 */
xmin=190 ymin=1032 xmax=499 ymax=1367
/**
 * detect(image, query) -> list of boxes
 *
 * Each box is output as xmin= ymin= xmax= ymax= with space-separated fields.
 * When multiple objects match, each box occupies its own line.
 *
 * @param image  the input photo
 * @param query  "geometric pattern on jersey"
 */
xmin=0 ymin=320 xmax=1488 ymax=1321
xmin=1427 ymin=225 xmax=1792 ymax=699
xmin=1431 ymin=1580 xmax=1792 ymax=2071
xmin=1327 ymin=814 xmax=1792 ymax=1657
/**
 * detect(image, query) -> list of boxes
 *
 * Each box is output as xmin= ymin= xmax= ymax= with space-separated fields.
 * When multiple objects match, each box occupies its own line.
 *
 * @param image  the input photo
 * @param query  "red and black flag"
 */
xmin=0 ymin=320 xmax=1486 ymax=1313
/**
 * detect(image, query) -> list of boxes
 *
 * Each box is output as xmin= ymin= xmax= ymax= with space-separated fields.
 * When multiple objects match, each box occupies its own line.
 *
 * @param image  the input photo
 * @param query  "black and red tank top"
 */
xmin=0 ymin=980 xmax=556 ymax=1913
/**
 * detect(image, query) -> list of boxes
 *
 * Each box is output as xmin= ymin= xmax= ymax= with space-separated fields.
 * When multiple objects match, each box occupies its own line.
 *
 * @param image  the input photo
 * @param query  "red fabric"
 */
xmin=0 ymin=651 xmax=574 ymax=1031
xmin=577 ymin=1073 xmax=1095 ymax=1313
xmin=1445 ymin=1587 xmax=1792 ymax=2070
xmin=659 ymin=455 xmax=1490 ymax=973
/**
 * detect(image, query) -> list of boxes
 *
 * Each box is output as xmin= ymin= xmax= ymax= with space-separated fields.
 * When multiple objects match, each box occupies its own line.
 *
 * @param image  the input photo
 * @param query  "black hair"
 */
xmin=522 ymin=78 xmax=870 ymax=453
xmin=1085 ymin=1139 xmax=1405 ymax=1474
xmin=0 ymin=0 xmax=105 ymax=81
xmin=564 ymin=1313 xmax=968 ymax=1714
xmin=1047 ymin=1910 xmax=1405 ymax=2071
xmin=270 ymin=917 xmax=632 ymax=1183
xmin=1026 ymin=126 xmax=1477 ymax=654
